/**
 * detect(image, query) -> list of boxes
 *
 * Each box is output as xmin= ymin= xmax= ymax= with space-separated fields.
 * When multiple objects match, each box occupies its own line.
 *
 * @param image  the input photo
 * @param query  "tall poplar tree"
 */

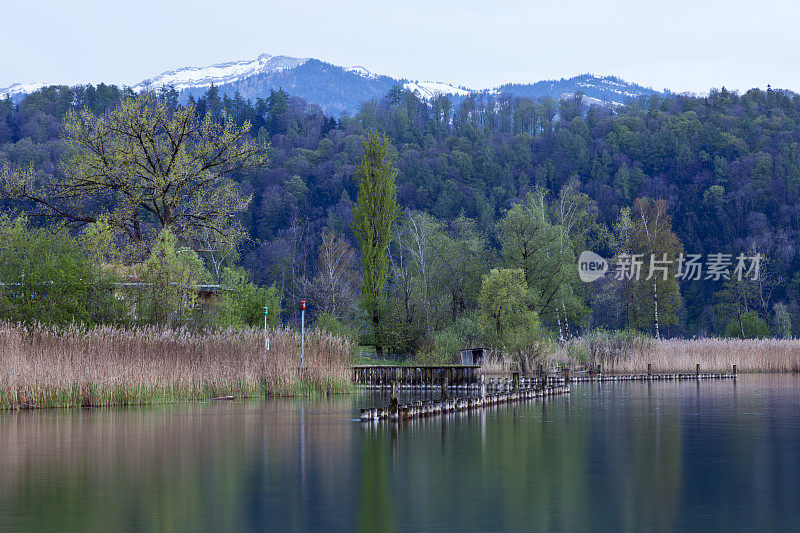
xmin=352 ymin=134 xmax=400 ymax=354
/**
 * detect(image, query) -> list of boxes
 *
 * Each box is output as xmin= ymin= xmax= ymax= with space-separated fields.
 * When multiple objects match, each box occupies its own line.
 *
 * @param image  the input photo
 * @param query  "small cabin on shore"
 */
xmin=460 ymin=348 xmax=485 ymax=366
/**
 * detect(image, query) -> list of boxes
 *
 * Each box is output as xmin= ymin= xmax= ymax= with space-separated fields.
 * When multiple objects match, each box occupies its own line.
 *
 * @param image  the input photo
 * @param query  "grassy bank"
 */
xmin=0 ymin=323 xmax=353 ymax=409
xmin=552 ymin=333 xmax=800 ymax=373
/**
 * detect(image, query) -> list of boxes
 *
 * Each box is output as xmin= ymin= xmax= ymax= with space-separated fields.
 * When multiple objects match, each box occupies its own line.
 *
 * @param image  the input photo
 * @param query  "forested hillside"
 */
xmin=2 ymin=83 xmax=799 ymax=351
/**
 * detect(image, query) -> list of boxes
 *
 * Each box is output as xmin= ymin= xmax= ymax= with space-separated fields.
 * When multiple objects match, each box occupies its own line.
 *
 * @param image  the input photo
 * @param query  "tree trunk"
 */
xmin=653 ymin=277 xmax=660 ymax=339
xmin=738 ymin=306 xmax=745 ymax=339
xmin=373 ymin=311 xmax=383 ymax=355
xmin=555 ymin=306 xmax=564 ymax=342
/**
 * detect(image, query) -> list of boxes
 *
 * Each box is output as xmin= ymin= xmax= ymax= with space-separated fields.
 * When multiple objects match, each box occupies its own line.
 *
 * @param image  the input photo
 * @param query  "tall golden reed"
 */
xmin=554 ymin=336 xmax=800 ymax=373
xmin=0 ymin=322 xmax=352 ymax=409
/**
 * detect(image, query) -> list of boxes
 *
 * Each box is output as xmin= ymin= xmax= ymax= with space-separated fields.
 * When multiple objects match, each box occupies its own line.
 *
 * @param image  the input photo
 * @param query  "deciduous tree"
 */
xmin=1 ymin=92 xmax=266 ymax=258
xmin=352 ymin=134 xmax=400 ymax=354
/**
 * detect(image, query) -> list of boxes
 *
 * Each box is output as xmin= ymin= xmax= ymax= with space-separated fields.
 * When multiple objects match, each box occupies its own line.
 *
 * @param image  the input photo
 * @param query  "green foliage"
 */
xmin=478 ymin=268 xmax=549 ymax=370
xmin=1 ymin=91 xmax=265 ymax=257
xmin=138 ymin=229 xmax=210 ymax=325
xmin=497 ymin=192 xmax=587 ymax=333
xmin=773 ymin=302 xmax=792 ymax=339
xmin=0 ymin=215 xmax=117 ymax=325
xmin=416 ymin=313 xmax=484 ymax=365
xmin=285 ymin=175 xmax=309 ymax=203
xmin=479 ymin=268 xmax=530 ymax=339
xmin=314 ymin=311 xmax=358 ymax=345
xmin=8 ymin=82 xmax=800 ymax=341
xmin=724 ymin=310 xmax=770 ymax=339
xmin=215 ymin=267 xmax=282 ymax=328
xmin=430 ymin=329 xmax=462 ymax=363
xmin=79 ymin=215 xmax=119 ymax=267
xmin=630 ymin=198 xmax=684 ymax=336
xmin=352 ymin=133 xmax=400 ymax=352
xmin=715 ymin=277 xmax=758 ymax=338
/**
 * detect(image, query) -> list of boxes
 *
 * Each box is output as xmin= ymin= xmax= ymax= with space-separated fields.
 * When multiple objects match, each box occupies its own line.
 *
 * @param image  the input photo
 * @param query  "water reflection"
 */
xmin=0 ymin=376 xmax=799 ymax=532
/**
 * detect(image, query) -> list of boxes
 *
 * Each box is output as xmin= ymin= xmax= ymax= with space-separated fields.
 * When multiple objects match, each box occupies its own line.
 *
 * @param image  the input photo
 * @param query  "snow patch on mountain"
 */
xmin=134 ymin=53 xmax=310 ymax=92
xmin=346 ymin=66 xmax=377 ymax=79
xmin=404 ymin=81 xmax=473 ymax=99
xmin=560 ymin=92 xmax=623 ymax=107
xmin=1 ymin=82 xmax=47 ymax=99
xmin=573 ymin=75 xmax=647 ymax=99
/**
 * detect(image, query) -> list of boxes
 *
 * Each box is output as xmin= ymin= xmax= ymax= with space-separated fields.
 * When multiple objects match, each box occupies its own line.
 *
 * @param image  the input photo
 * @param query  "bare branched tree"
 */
xmin=309 ymin=230 xmax=360 ymax=318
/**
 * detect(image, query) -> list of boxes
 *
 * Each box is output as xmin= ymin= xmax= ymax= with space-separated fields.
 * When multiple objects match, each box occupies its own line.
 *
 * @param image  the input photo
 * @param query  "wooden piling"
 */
xmin=390 ymin=381 xmax=399 ymax=419
xmin=363 ymin=379 xmax=570 ymax=422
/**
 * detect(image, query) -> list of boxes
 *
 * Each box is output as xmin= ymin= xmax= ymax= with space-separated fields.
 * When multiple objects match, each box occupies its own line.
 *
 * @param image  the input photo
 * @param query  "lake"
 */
xmin=1 ymin=375 xmax=799 ymax=532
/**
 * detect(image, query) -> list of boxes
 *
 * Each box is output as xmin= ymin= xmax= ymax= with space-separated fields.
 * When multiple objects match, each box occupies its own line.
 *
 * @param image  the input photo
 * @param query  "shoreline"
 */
xmin=4 ymin=325 xmax=800 ymax=411
xmin=0 ymin=323 xmax=352 ymax=410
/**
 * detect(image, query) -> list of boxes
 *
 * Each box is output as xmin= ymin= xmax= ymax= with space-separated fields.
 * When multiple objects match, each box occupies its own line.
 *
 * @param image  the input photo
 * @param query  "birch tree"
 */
xmin=632 ymin=198 xmax=683 ymax=337
xmin=309 ymin=230 xmax=360 ymax=318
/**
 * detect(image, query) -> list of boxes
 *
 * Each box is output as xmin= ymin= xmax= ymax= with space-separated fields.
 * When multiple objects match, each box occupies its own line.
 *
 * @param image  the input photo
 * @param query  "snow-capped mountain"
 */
xmin=1 ymin=82 xmax=47 ymax=100
xmin=133 ymin=54 xmax=310 ymax=92
xmin=496 ymin=74 xmax=661 ymax=106
xmin=403 ymin=81 xmax=472 ymax=99
xmin=2 ymin=53 xmax=663 ymax=114
xmin=345 ymin=66 xmax=377 ymax=79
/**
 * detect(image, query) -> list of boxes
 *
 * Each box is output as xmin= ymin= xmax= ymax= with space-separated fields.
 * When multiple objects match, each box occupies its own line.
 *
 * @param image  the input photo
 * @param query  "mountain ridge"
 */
xmin=1 ymin=52 xmax=665 ymax=115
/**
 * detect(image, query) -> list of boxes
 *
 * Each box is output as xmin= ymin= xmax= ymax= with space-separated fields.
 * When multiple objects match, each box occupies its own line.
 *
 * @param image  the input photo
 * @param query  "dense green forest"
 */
xmin=1 ymin=82 xmax=798 ymax=356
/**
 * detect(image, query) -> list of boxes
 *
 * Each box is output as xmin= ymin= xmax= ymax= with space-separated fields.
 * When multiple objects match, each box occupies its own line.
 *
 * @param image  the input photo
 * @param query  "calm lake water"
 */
xmin=1 ymin=375 xmax=799 ymax=532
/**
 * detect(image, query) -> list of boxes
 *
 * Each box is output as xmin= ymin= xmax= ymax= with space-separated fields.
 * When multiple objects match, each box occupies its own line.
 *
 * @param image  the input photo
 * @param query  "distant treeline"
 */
xmin=2 ymin=82 xmax=799 ymax=347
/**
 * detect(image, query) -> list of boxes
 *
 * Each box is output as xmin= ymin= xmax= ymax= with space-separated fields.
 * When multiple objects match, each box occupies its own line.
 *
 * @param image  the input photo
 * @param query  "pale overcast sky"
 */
xmin=2 ymin=0 xmax=798 ymax=93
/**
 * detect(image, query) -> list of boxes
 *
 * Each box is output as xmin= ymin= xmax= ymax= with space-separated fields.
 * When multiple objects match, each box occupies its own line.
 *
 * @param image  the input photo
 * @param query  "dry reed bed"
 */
xmin=0 ymin=323 xmax=352 ymax=409
xmin=556 ymin=337 xmax=800 ymax=374
xmin=479 ymin=338 xmax=800 ymax=375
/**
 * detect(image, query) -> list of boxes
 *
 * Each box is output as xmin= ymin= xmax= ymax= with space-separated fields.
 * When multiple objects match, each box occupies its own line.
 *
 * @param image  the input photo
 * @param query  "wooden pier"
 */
xmin=570 ymin=372 xmax=737 ymax=382
xmin=569 ymin=363 xmax=738 ymax=382
xmin=353 ymin=365 xmax=480 ymax=387
xmin=353 ymin=364 xmax=737 ymax=388
xmin=358 ymin=364 xmax=738 ymax=423
xmin=361 ymin=380 xmax=569 ymax=422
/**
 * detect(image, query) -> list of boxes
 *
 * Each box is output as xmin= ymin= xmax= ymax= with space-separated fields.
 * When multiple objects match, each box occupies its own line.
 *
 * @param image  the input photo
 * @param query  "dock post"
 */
xmin=597 ymin=364 xmax=602 ymax=377
xmin=390 ymin=381 xmax=399 ymax=418
xmin=563 ymin=366 xmax=570 ymax=384
xmin=733 ymin=364 xmax=737 ymax=376
xmin=696 ymin=363 xmax=700 ymax=379
xmin=480 ymin=375 xmax=486 ymax=398
xmin=512 ymin=371 xmax=519 ymax=392
xmin=647 ymin=363 xmax=652 ymax=378
xmin=441 ymin=374 xmax=449 ymax=399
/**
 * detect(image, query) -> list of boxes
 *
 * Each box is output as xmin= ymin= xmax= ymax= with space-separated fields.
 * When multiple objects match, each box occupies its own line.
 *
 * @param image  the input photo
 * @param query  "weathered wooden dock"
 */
xmin=358 ymin=363 xmax=739 ymax=422
xmin=353 ymin=365 xmax=480 ymax=387
xmin=570 ymin=364 xmax=738 ymax=382
xmin=361 ymin=380 xmax=569 ymax=422
xmin=353 ymin=364 xmax=737 ymax=388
